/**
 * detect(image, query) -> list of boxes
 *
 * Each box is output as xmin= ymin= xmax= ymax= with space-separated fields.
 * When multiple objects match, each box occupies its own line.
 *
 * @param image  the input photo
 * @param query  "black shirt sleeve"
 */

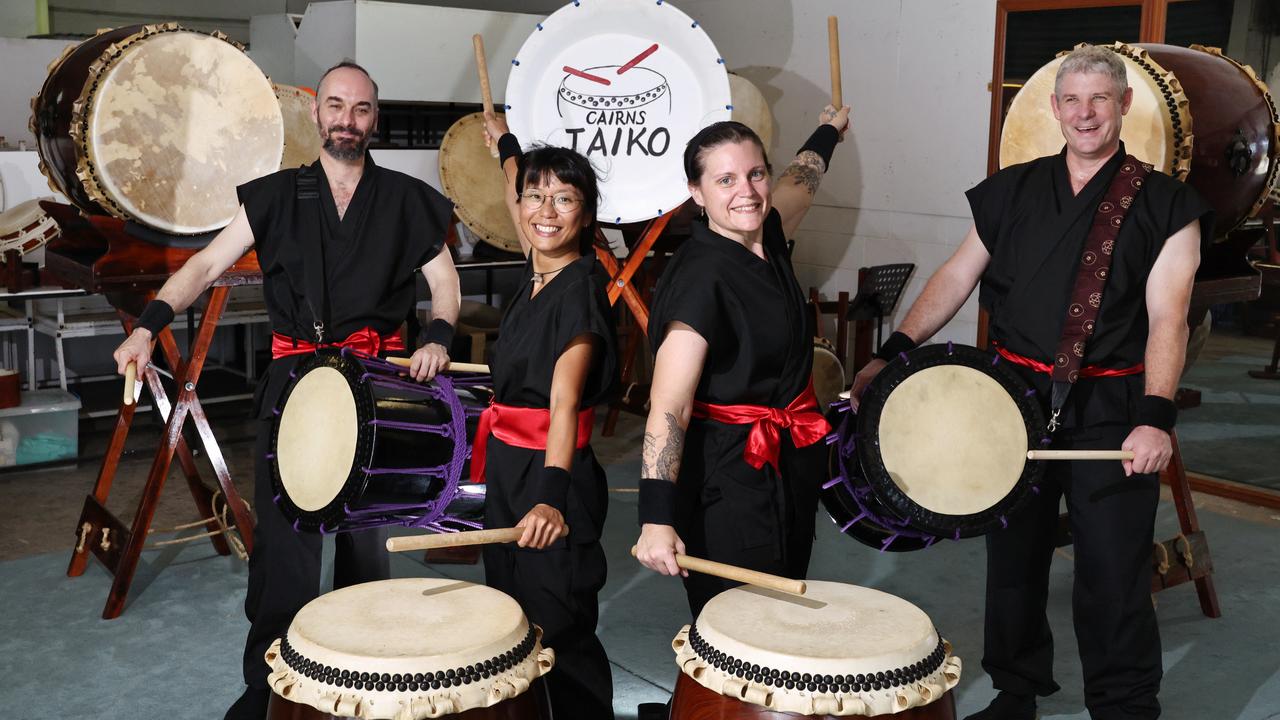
xmin=236 ymin=171 xmax=294 ymax=264
xmin=647 ymin=245 xmax=721 ymax=351
xmin=554 ymin=268 xmax=620 ymax=406
xmin=404 ymin=180 xmax=454 ymax=272
xmin=1166 ymin=181 xmax=1215 ymax=250
xmin=965 ymin=167 xmax=1019 ymax=255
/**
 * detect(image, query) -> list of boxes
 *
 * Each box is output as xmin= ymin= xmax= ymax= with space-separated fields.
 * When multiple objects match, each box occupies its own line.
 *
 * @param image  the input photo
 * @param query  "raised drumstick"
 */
xmin=630 ymin=546 xmax=807 ymax=595
xmin=385 ymin=356 xmax=490 ymax=374
xmin=387 ymin=527 xmax=525 ymax=552
xmin=828 ymin=16 xmax=842 ymax=109
xmin=1027 ymin=450 xmax=1135 ymax=461
xmin=473 ymin=34 xmax=500 ymax=158
xmin=123 ymin=361 xmax=137 ymax=406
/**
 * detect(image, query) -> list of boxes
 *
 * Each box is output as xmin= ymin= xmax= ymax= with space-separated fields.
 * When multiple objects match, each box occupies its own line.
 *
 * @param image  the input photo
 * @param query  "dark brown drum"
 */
xmin=1000 ymin=42 xmax=1279 ymax=238
xmin=670 ymin=581 xmax=961 ymax=719
xmin=30 ymin=23 xmax=282 ymax=235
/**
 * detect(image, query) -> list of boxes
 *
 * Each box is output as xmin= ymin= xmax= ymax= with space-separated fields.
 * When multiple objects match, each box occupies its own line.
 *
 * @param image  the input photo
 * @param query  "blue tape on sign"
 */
xmin=512 ymin=59 xmax=520 ymax=66
xmin=537 ymin=23 xmax=543 ymax=30
xmin=717 ymin=58 xmax=724 ymax=64
xmin=726 ymin=104 xmax=733 ymax=110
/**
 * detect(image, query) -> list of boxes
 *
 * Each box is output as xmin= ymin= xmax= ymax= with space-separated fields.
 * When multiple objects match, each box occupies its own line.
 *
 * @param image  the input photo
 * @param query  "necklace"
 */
xmin=531 ymin=257 xmax=577 ymax=284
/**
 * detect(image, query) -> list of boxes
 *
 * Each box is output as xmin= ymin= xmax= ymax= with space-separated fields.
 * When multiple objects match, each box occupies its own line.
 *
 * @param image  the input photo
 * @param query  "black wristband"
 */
xmin=797 ymin=124 xmax=840 ymax=171
xmin=135 ymin=300 xmax=175 ymax=337
xmin=421 ymin=318 xmax=455 ymax=348
xmin=638 ymin=478 xmax=678 ymax=526
xmin=497 ymin=133 xmax=522 ymax=167
xmin=1135 ymin=395 xmax=1177 ymax=432
xmin=874 ymin=331 xmax=918 ymax=362
xmin=533 ymin=466 xmax=572 ymax=512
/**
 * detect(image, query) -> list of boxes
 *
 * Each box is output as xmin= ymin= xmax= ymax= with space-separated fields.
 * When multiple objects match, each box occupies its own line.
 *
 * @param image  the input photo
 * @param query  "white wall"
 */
xmin=0 ymin=38 xmax=77 ymax=151
xmin=0 ymin=1 xmax=39 ymax=39
xmin=250 ymin=13 xmax=300 ymax=85
xmin=681 ymin=0 xmax=996 ymax=345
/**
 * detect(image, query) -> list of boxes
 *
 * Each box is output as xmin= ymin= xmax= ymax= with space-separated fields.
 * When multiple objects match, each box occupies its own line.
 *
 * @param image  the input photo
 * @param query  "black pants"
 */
xmin=234 ymin=419 xmax=390 ymax=701
xmin=982 ymin=422 xmax=1161 ymax=719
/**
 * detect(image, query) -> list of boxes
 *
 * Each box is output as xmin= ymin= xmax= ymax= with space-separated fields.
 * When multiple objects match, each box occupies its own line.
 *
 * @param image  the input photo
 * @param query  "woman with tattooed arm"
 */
xmin=634 ymin=106 xmax=851 ymax=615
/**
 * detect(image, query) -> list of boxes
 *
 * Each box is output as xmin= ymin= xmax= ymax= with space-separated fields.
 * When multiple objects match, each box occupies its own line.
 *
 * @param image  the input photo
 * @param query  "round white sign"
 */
xmin=504 ymin=0 xmax=731 ymax=224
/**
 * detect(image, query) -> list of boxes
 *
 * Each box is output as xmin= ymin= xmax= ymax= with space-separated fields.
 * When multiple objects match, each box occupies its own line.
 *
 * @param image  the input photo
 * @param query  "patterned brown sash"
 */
xmin=1048 ymin=155 xmax=1152 ymax=431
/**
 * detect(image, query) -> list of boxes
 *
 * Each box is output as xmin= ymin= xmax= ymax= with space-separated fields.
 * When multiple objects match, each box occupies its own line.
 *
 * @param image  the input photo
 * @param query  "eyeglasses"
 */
xmin=519 ymin=190 xmax=583 ymax=213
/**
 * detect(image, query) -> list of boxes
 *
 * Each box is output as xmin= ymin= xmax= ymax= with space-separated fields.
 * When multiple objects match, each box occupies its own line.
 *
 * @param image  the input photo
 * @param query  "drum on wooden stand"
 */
xmin=1000 ymin=41 xmax=1279 ymax=237
xmin=270 ymin=349 xmax=491 ymax=534
xmin=276 ymin=83 xmax=324 ymax=170
xmin=266 ymin=578 xmax=554 ymax=719
xmin=0 ymin=199 xmax=59 ymax=258
xmin=670 ymin=581 xmax=960 ymax=719
xmin=29 ymin=23 xmax=283 ymax=235
xmin=438 ymin=113 xmax=522 ymax=255
xmin=821 ymin=344 xmax=1048 ymax=552
xmin=811 ymin=338 xmax=846 ymax=411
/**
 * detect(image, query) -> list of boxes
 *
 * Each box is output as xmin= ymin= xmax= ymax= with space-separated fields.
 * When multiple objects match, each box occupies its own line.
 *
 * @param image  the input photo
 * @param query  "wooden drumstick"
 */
xmin=630 ymin=546 xmax=807 ymax=595
xmin=473 ymin=34 xmax=500 ymax=158
xmin=123 ymin=361 xmax=137 ymax=406
xmin=827 ymin=16 xmax=842 ymax=109
xmin=387 ymin=527 xmax=524 ymax=552
xmin=1027 ymin=450 xmax=1135 ymax=461
xmin=385 ymin=356 xmax=490 ymax=374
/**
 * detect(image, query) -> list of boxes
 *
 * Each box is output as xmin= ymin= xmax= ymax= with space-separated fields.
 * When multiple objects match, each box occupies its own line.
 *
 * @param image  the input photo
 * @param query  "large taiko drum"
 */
xmin=0 ymin=199 xmax=59 ymax=258
xmin=729 ymin=72 xmax=775 ymax=151
xmin=266 ymin=578 xmax=554 ymax=719
xmin=276 ymin=83 xmax=324 ymax=170
xmin=271 ymin=349 xmax=490 ymax=534
xmin=30 ymin=23 xmax=283 ymax=235
xmin=1000 ymin=42 xmax=1280 ymax=237
xmin=438 ymin=113 xmax=522 ymax=255
xmin=821 ymin=344 xmax=1048 ymax=552
xmin=670 ymin=581 xmax=961 ymax=718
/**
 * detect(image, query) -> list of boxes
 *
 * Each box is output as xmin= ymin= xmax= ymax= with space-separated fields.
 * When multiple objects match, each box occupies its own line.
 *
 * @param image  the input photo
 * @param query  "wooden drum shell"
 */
xmin=671 ymin=673 xmax=955 ymax=720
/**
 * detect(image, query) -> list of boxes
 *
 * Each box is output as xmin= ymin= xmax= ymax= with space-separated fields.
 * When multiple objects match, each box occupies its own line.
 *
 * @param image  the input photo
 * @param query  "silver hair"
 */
xmin=1054 ymin=45 xmax=1127 ymax=97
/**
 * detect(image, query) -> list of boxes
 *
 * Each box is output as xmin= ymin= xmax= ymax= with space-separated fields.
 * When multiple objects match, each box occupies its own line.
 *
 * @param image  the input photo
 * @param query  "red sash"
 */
xmin=271 ymin=327 xmax=405 ymax=359
xmin=693 ymin=382 xmax=831 ymax=470
xmin=470 ymin=403 xmax=596 ymax=483
xmin=994 ymin=343 xmax=1143 ymax=379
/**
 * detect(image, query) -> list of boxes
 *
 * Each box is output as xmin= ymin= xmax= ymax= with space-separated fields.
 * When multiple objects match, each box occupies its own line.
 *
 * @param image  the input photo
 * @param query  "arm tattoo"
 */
xmin=641 ymin=412 xmax=686 ymax=481
xmin=779 ymin=151 xmax=825 ymax=196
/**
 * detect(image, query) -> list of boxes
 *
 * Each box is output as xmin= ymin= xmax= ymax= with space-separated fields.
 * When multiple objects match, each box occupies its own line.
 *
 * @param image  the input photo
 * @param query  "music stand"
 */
xmin=849 ymin=263 xmax=914 ymax=351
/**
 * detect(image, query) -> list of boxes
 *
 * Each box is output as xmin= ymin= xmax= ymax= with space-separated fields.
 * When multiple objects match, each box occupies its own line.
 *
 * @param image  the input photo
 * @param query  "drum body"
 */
xmin=670 ymin=581 xmax=961 ymax=718
xmin=439 ymin=113 xmax=521 ymax=254
xmin=0 ymin=199 xmax=59 ymax=257
xmin=1000 ymin=42 xmax=1279 ymax=237
xmin=811 ymin=339 xmax=846 ymax=411
xmin=270 ymin=349 xmax=490 ymax=533
xmin=266 ymin=578 xmax=554 ymax=720
xmin=30 ymin=23 xmax=283 ymax=234
xmin=821 ymin=344 xmax=1047 ymax=551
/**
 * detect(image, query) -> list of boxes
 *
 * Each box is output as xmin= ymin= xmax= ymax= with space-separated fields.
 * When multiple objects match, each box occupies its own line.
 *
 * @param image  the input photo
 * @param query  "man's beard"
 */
xmin=320 ymin=123 xmax=369 ymax=161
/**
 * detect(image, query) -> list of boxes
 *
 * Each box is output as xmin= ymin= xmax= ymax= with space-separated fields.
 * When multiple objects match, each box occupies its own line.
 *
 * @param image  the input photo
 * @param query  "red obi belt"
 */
xmin=993 ymin=343 xmax=1143 ymax=378
xmin=271 ymin=327 xmax=405 ymax=359
xmin=693 ymin=381 xmax=831 ymax=470
xmin=470 ymin=403 xmax=596 ymax=483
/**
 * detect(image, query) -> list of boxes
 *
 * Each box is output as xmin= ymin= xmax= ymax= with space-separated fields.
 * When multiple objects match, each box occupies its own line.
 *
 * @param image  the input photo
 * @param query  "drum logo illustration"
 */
xmin=557 ymin=46 xmax=674 ymax=159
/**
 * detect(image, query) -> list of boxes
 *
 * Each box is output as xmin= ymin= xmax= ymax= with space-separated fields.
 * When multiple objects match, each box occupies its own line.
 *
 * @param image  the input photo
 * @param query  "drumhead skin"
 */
xmin=728 ymin=72 xmax=774 ymax=151
xmin=265 ymin=578 xmax=554 ymax=718
xmin=275 ymin=83 xmax=324 ymax=170
xmin=811 ymin=342 xmax=845 ymax=411
xmin=276 ymin=367 xmax=359 ymax=512
xmin=854 ymin=344 xmax=1047 ymax=539
xmin=672 ymin=581 xmax=961 ymax=716
xmin=505 ymin=0 xmax=731 ymax=224
xmin=438 ymin=113 xmax=522 ymax=254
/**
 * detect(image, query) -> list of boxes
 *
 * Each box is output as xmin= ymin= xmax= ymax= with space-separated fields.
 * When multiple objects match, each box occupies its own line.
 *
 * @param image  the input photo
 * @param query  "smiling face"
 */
xmin=518 ymin=174 xmax=588 ymax=259
xmin=314 ymin=67 xmax=378 ymax=161
xmin=688 ymin=140 xmax=771 ymax=243
xmin=1050 ymin=70 xmax=1132 ymax=162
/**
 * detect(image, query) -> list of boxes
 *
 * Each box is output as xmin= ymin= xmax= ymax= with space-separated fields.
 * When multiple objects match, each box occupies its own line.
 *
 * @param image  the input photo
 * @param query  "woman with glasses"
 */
xmin=633 ymin=106 xmax=850 ymax=616
xmin=472 ymin=112 xmax=619 ymax=719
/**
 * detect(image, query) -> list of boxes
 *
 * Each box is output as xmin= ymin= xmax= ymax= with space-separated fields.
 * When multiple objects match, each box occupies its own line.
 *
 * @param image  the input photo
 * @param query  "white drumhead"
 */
xmin=438 ymin=113 xmax=521 ymax=253
xmin=729 ymin=72 xmax=774 ymax=151
xmin=86 ymin=30 xmax=283 ymax=234
xmin=878 ymin=365 xmax=1027 ymax=516
xmin=276 ymin=367 xmax=357 ymax=512
xmin=505 ymin=0 xmax=730 ymax=224
xmin=275 ymin=83 xmax=323 ymax=170
xmin=811 ymin=344 xmax=845 ymax=411
xmin=1000 ymin=45 xmax=1185 ymax=177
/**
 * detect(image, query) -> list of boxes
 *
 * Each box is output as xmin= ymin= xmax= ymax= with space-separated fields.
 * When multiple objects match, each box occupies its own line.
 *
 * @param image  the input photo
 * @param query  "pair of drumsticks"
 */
xmin=387 ymin=528 xmax=808 ymax=596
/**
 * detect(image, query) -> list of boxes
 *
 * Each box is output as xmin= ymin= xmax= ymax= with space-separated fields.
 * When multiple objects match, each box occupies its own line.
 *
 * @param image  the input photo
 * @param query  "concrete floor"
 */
xmin=3 ymin=344 xmax=1280 ymax=718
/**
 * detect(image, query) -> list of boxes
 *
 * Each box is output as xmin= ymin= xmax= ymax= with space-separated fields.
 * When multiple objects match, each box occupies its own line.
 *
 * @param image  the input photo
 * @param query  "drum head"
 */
xmin=811 ymin=342 xmax=845 ymax=411
xmin=83 ymin=28 xmax=283 ymax=234
xmin=729 ymin=72 xmax=774 ymax=150
xmin=276 ymin=366 xmax=358 ymax=513
xmin=438 ymin=113 xmax=521 ymax=254
xmin=275 ymin=83 xmax=323 ymax=170
xmin=676 ymin=581 xmax=960 ymax=716
xmin=269 ymin=578 xmax=553 ymax=718
xmin=1000 ymin=45 xmax=1189 ymax=179
xmin=856 ymin=344 xmax=1046 ymax=538
xmin=505 ymin=0 xmax=730 ymax=224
